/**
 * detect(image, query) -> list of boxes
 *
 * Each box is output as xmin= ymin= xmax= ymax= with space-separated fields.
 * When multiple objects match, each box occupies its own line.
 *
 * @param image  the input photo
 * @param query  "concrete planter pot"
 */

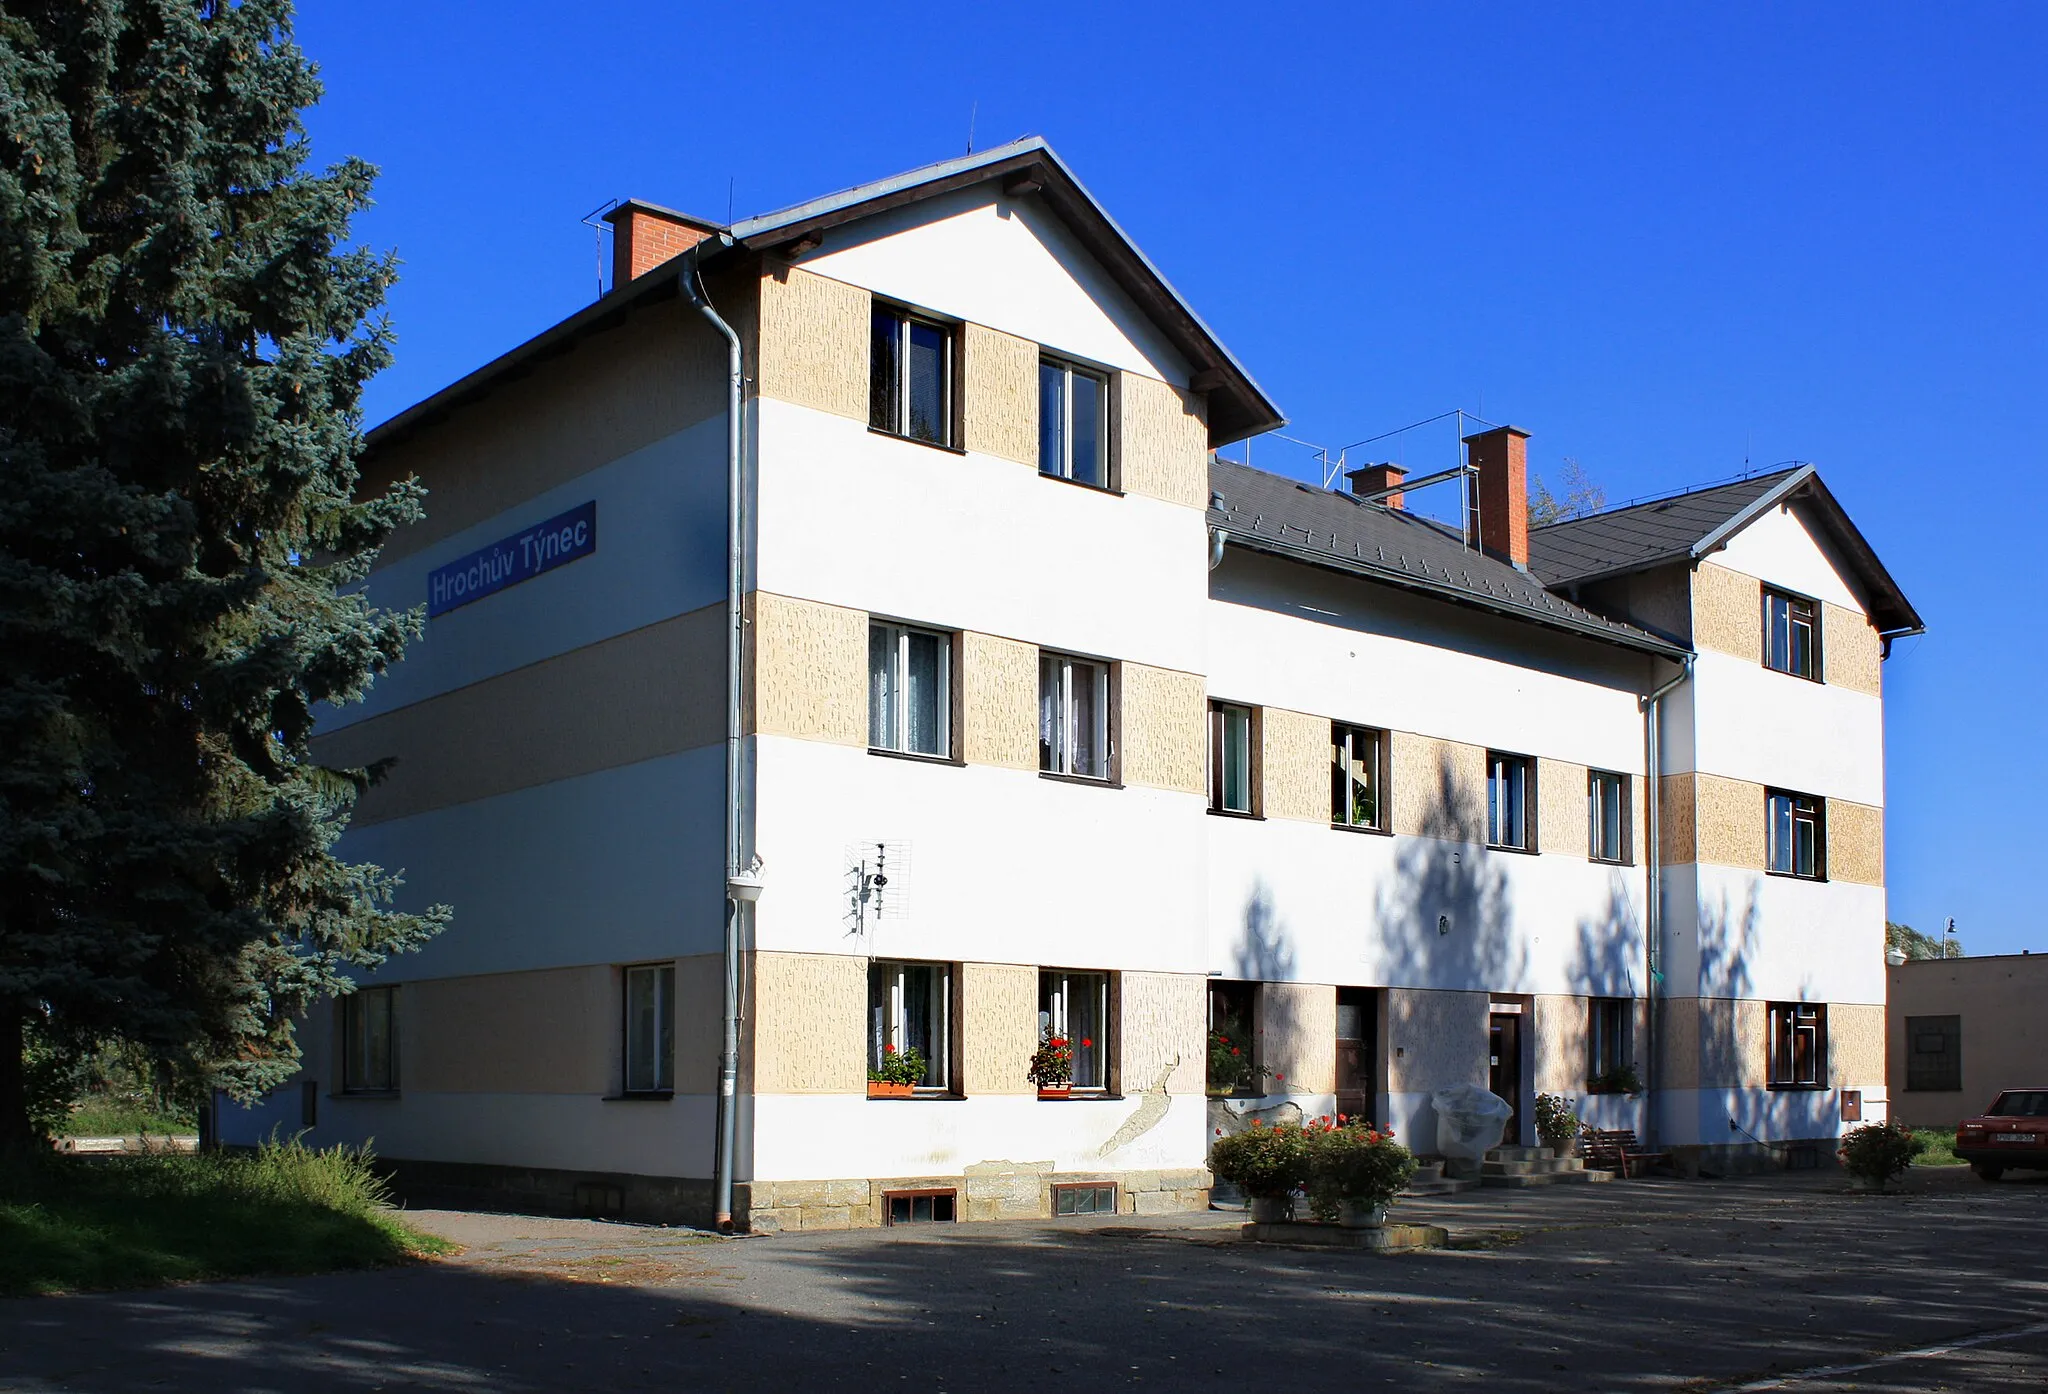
xmin=1247 ymin=1195 xmax=1293 ymax=1223
xmin=1338 ymin=1200 xmax=1389 ymax=1228
xmin=867 ymin=1081 xmax=913 ymax=1099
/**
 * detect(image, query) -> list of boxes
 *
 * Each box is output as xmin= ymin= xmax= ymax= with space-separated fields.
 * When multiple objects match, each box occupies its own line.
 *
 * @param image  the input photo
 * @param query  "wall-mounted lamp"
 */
xmin=728 ymin=855 xmax=766 ymax=904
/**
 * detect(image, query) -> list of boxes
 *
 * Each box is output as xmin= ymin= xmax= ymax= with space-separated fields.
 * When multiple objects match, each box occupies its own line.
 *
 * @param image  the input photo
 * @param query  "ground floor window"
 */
xmin=342 ymin=986 xmax=397 ymax=1094
xmin=1767 ymin=1002 xmax=1827 ymax=1088
xmin=869 ymin=960 xmax=952 ymax=1090
xmin=1587 ymin=997 xmax=1633 ymax=1089
xmin=1040 ymin=970 xmax=1111 ymax=1091
xmin=623 ymin=963 xmax=675 ymax=1094
xmin=1904 ymin=1014 xmax=1962 ymax=1092
xmin=1207 ymin=980 xmax=1258 ymax=1095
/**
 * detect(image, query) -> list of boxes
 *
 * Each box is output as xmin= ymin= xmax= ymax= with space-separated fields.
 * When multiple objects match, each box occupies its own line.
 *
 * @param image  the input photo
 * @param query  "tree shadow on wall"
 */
xmin=1372 ymin=757 xmax=1523 ymax=996
xmin=1568 ymin=871 xmax=1645 ymax=1001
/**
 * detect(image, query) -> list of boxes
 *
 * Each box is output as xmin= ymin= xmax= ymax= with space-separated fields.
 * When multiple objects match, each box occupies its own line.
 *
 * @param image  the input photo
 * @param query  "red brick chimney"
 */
xmin=1346 ymin=462 xmax=1408 ymax=510
xmin=1464 ymin=425 xmax=1530 ymax=569
xmin=603 ymin=201 xmax=725 ymax=287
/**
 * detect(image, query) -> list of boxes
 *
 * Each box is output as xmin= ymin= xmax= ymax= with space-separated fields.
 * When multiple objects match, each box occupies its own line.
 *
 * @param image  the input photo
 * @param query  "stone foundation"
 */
xmin=745 ymin=1164 xmax=1212 ymax=1233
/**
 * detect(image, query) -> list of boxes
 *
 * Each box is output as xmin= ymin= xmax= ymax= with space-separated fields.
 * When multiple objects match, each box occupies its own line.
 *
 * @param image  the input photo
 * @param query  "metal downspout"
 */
xmin=1641 ymin=653 xmax=1694 ymax=1151
xmin=680 ymin=239 xmax=745 ymax=1233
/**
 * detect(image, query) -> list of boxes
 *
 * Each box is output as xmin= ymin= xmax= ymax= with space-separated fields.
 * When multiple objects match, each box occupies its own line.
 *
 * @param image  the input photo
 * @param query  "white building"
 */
xmin=218 ymin=140 xmax=1922 ymax=1226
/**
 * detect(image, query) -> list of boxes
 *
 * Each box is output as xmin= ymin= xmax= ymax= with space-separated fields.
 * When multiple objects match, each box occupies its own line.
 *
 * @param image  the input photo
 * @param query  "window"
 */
xmin=869 ymin=623 xmax=951 ymax=758
xmin=1587 ymin=998 xmax=1632 ymax=1086
xmin=1332 ymin=723 xmax=1385 ymax=830
xmin=1039 ymin=653 xmax=1111 ymax=780
xmin=868 ymin=960 xmax=952 ymax=1091
xmin=1766 ymin=790 xmax=1825 ymax=879
xmin=342 ymin=986 xmax=397 ymax=1094
xmin=1588 ymin=770 xmax=1629 ymax=863
xmin=1486 ymin=752 xmax=1533 ymax=850
xmin=1207 ymin=980 xmax=1257 ymax=1096
xmin=1052 ymin=1182 xmax=1117 ymax=1215
xmin=1040 ymin=970 xmax=1111 ymax=1092
xmin=623 ymin=963 xmax=675 ymax=1094
xmin=1905 ymin=1014 xmax=1962 ymax=1092
xmin=1038 ymin=358 xmax=1109 ymax=487
xmin=1764 ymin=588 xmax=1820 ymax=679
xmin=1209 ymin=702 xmax=1255 ymax=814
xmin=884 ymin=1189 xmax=957 ymax=1224
xmin=870 ymin=304 xmax=954 ymax=445
xmin=1767 ymin=1002 xmax=1827 ymax=1088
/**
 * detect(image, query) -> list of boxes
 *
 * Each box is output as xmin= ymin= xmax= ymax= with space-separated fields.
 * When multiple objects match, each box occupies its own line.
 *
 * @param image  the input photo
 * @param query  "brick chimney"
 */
xmin=1345 ymin=462 xmax=1408 ymax=510
xmin=1463 ymin=425 xmax=1530 ymax=569
xmin=603 ymin=201 xmax=725 ymax=288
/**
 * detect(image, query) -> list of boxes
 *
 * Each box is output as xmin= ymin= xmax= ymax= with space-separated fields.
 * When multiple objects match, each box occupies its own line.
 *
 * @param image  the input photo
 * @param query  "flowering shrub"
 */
xmin=1206 ymin=1029 xmax=1270 ymax=1095
xmin=1027 ymin=1034 xmax=1075 ymax=1088
xmin=1306 ymin=1116 xmax=1417 ymax=1219
xmin=868 ymin=1044 xmax=926 ymax=1087
xmin=1534 ymin=1092 xmax=1582 ymax=1152
xmin=1208 ymin=1118 xmax=1315 ymax=1199
xmin=1839 ymin=1121 xmax=1923 ymax=1189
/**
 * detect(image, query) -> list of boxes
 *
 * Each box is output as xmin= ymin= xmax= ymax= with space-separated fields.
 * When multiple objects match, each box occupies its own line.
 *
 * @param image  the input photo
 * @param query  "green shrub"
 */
xmin=1911 ymin=1128 xmax=1964 ymax=1167
xmin=1306 ymin=1118 xmax=1417 ymax=1219
xmin=1838 ymin=1121 xmax=1924 ymax=1189
xmin=1209 ymin=1119 xmax=1315 ymax=1199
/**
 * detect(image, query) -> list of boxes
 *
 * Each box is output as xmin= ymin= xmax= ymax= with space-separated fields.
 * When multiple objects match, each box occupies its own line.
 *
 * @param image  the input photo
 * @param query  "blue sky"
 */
xmin=296 ymin=2 xmax=2045 ymax=954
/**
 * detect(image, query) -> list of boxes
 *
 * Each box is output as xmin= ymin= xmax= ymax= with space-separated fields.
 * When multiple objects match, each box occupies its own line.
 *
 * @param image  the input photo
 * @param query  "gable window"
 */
xmin=1588 ymin=770 xmax=1629 ymax=863
xmin=1587 ymin=998 xmax=1632 ymax=1088
xmin=342 ymin=986 xmax=397 ymax=1094
xmin=869 ymin=960 xmax=952 ymax=1092
xmin=1905 ymin=1014 xmax=1962 ymax=1092
xmin=1039 ymin=653 xmax=1111 ymax=780
xmin=1040 ymin=970 xmax=1111 ymax=1092
xmin=1038 ymin=358 xmax=1109 ymax=488
xmin=1767 ymin=1002 xmax=1827 ymax=1088
xmin=1209 ymin=702 xmax=1256 ymax=814
xmin=870 ymin=304 xmax=954 ymax=446
xmin=869 ymin=622 xmax=951 ymax=758
xmin=1486 ymin=752 xmax=1534 ymax=851
xmin=623 ymin=962 xmax=675 ymax=1094
xmin=1331 ymin=723 xmax=1385 ymax=830
xmin=1766 ymin=789 xmax=1825 ymax=879
xmin=1764 ymin=588 xmax=1820 ymax=680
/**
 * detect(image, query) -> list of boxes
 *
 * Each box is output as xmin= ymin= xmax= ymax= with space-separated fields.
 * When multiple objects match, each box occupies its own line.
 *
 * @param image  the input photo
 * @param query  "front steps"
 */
xmin=1402 ymin=1160 xmax=1479 ymax=1197
xmin=1476 ymin=1144 xmax=1612 ymax=1188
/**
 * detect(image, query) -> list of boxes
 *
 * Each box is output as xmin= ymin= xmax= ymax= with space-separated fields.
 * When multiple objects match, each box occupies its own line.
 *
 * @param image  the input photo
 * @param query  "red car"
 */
xmin=1956 ymin=1090 xmax=2048 ymax=1181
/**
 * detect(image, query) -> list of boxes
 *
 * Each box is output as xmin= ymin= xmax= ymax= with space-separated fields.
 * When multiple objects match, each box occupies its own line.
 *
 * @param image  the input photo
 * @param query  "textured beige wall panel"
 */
xmin=1631 ymin=774 xmax=1648 ymax=868
xmin=755 ymin=267 xmax=869 ymax=423
xmin=962 ymin=324 xmax=1039 ymax=466
xmin=407 ymin=966 xmax=613 ymax=1095
xmin=1827 ymin=799 xmax=1885 ymax=886
xmin=962 ymin=962 xmax=1038 ymax=1096
xmin=1693 ymin=562 xmax=1762 ymax=661
xmin=1659 ymin=997 xmax=1702 ymax=1090
xmin=1657 ymin=773 xmax=1695 ymax=867
xmin=1690 ymin=998 xmax=1769 ymax=1088
xmin=1830 ymin=1003 xmax=1885 ymax=1086
xmin=1390 ymin=735 xmax=1487 ymax=841
xmin=748 ymin=952 xmax=866 ymax=1094
xmin=1824 ymin=603 xmax=1882 ymax=696
xmin=1257 ymin=982 xmax=1336 ymax=1093
xmin=1538 ymin=760 xmax=1589 ymax=860
xmin=1117 ymin=373 xmax=1208 ymax=508
xmin=1697 ymin=774 xmax=1767 ymax=869
xmin=1531 ymin=995 xmax=1586 ymax=1095
xmin=1386 ymin=988 xmax=1489 ymax=1094
xmin=363 ymin=296 xmax=736 ymax=568
xmin=750 ymin=592 xmax=868 ymax=746
xmin=1117 ymin=664 xmax=1206 ymax=795
xmin=1118 ymin=973 xmax=1205 ymax=1095
xmin=671 ymin=953 xmax=724 ymax=1094
xmin=1261 ymin=707 xmax=1331 ymax=823
xmin=314 ymin=606 xmax=726 ymax=826
xmin=960 ymin=632 xmax=1039 ymax=770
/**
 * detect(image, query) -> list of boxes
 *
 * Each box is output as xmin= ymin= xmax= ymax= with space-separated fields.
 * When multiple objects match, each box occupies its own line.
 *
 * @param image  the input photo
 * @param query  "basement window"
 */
xmin=1052 ymin=1182 xmax=1118 ymax=1216
xmin=871 ymin=304 xmax=955 ymax=447
xmin=884 ymin=1189 xmax=957 ymax=1224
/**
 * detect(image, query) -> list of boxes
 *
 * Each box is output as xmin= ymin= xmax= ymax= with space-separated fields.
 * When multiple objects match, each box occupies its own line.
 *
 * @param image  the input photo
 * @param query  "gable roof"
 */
xmin=1529 ymin=467 xmax=1924 ymax=637
xmin=369 ymin=139 xmax=1282 ymax=452
xmin=1208 ymin=458 xmax=1687 ymax=659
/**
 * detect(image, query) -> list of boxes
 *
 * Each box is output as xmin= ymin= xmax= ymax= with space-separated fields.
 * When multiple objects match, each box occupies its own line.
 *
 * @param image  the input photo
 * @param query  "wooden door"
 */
xmin=1334 ymin=988 xmax=1376 ymax=1121
xmin=1488 ymin=1013 xmax=1523 ymax=1145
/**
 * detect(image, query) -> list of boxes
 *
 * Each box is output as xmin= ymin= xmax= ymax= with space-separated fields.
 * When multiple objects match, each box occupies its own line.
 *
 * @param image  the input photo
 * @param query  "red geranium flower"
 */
xmin=1081 ymin=1038 xmax=1093 ymax=1048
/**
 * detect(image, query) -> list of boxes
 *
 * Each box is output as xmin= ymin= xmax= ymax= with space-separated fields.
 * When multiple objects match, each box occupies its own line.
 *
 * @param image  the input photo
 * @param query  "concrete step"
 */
xmin=1487 ymin=1146 xmax=1555 ymax=1163
xmin=1480 ymin=1166 xmax=1613 ymax=1188
xmin=1401 ymin=1177 xmax=1481 ymax=1196
xmin=1481 ymin=1156 xmax=1584 ymax=1177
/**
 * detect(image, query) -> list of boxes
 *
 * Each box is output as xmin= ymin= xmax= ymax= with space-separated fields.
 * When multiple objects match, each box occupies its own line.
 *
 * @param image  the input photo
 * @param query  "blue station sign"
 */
xmin=428 ymin=501 xmax=597 ymax=617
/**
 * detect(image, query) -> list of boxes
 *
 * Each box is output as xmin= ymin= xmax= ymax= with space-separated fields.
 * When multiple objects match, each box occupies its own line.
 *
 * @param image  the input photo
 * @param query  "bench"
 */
xmin=1580 ymin=1128 xmax=1671 ymax=1179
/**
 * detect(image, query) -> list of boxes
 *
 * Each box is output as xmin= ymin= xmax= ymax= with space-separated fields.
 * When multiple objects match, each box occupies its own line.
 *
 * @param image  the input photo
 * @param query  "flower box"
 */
xmin=1037 ymin=1086 xmax=1073 ymax=1100
xmin=867 ymin=1081 xmax=913 ymax=1099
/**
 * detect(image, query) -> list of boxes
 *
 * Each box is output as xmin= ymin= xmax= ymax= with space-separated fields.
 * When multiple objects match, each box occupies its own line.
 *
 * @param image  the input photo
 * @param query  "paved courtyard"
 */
xmin=3 ymin=1167 xmax=2044 ymax=1392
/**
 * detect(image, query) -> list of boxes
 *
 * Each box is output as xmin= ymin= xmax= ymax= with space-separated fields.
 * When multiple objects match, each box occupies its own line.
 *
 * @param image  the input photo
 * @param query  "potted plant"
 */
xmin=867 ymin=1044 xmax=925 ymax=1098
xmin=1209 ymin=1118 xmax=1315 ymax=1222
xmin=1206 ymin=1027 xmax=1270 ymax=1097
xmin=1028 ymin=1035 xmax=1075 ymax=1099
xmin=1588 ymin=1063 xmax=1644 ymax=1096
xmin=1307 ymin=1117 xmax=1418 ymax=1227
xmin=1534 ymin=1092 xmax=1582 ymax=1154
xmin=1839 ymin=1120 xmax=1922 ymax=1191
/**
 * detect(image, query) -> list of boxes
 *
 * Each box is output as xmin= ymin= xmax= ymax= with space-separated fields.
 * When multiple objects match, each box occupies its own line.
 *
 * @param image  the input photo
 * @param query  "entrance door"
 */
xmin=1335 ymin=988 xmax=1377 ymax=1122
xmin=1488 ymin=1013 xmax=1523 ymax=1145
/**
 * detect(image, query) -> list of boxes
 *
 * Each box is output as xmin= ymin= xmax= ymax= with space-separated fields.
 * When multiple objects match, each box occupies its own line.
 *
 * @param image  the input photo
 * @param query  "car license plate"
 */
xmin=1995 ymin=1132 xmax=2032 ymax=1143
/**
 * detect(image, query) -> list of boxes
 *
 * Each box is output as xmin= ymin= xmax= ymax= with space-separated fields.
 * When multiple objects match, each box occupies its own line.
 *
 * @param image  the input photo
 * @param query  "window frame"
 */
xmin=622 ymin=961 xmax=676 ymax=1096
xmin=1331 ymin=722 xmax=1388 ymax=832
xmin=1762 ymin=586 xmax=1822 ymax=681
xmin=1208 ymin=700 xmax=1258 ymax=815
xmin=1039 ymin=652 xmax=1114 ymax=782
xmin=1037 ymin=355 xmax=1113 ymax=490
xmin=868 ymin=959 xmax=955 ymax=1095
xmin=1765 ymin=788 xmax=1827 ymax=880
xmin=1767 ymin=1002 xmax=1828 ymax=1090
xmin=1587 ymin=769 xmax=1631 ymax=864
xmin=1904 ymin=1014 xmax=1962 ymax=1093
xmin=1039 ymin=969 xmax=1114 ymax=1095
xmin=1486 ymin=750 xmax=1536 ymax=852
xmin=869 ymin=302 xmax=958 ymax=449
xmin=340 ymin=986 xmax=398 ymax=1095
xmin=867 ymin=621 xmax=954 ymax=761
xmin=1586 ymin=997 xmax=1632 ymax=1087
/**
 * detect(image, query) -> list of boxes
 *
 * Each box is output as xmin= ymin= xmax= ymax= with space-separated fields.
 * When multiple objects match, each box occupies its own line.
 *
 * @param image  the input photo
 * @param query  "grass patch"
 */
xmin=0 ymin=1137 xmax=451 ymax=1297
xmin=60 ymin=1096 xmax=196 ymax=1138
xmin=1911 ymin=1128 xmax=1966 ymax=1167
